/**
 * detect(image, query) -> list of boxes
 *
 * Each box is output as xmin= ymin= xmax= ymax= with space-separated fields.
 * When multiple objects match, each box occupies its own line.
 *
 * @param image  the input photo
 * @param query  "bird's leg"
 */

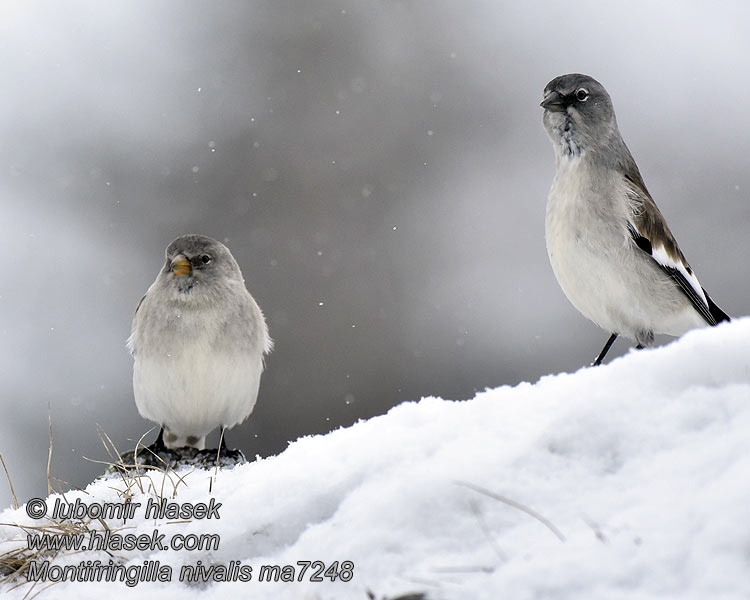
xmin=133 ymin=426 xmax=180 ymax=468
xmin=152 ymin=427 xmax=167 ymax=452
xmin=194 ymin=427 xmax=246 ymax=466
xmin=592 ymin=333 xmax=618 ymax=366
xmin=217 ymin=427 xmax=246 ymax=464
xmin=635 ymin=344 xmax=644 ymax=350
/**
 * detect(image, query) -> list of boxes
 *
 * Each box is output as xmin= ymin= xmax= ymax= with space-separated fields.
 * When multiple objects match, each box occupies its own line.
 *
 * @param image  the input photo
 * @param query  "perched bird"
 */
xmin=128 ymin=234 xmax=272 ymax=451
xmin=541 ymin=73 xmax=729 ymax=365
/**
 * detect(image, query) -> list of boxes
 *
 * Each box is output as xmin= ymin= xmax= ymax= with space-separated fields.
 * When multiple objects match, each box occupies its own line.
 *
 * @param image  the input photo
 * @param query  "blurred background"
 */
xmin=2 ymin=0 xmax=749 ymax=509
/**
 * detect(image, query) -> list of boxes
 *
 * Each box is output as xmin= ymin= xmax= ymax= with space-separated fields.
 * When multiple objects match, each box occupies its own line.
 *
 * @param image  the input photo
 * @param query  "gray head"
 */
xmin=160 ymin=234 xmax=244 ymax=295
xmin=541 ymin=73 xmax=627 ymax=164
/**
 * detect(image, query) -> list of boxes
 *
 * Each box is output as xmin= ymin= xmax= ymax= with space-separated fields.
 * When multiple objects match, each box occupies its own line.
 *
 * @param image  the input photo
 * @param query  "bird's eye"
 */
xmin=575 ymin=88 xmax=589 ymax=102
xmin=200 ymin=254 xmax=212 ymax=264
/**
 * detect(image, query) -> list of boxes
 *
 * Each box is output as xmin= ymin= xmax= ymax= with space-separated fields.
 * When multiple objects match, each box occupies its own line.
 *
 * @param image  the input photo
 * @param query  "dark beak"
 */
xmin=540 ymin=90 xmax=567 ymax=112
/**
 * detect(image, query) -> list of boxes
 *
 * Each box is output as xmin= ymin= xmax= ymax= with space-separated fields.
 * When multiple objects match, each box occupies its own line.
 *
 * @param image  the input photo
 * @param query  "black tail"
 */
xmin=703 ymin=288 xmax=730 ymax=324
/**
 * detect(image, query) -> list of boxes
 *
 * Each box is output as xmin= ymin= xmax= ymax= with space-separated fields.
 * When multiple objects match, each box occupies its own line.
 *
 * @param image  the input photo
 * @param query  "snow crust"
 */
xmin=2 ymin=319 xmax=749 ymax=599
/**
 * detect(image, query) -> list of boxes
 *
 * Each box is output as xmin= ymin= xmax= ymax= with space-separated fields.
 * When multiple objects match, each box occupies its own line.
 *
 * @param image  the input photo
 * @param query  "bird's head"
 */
xmin=541 ymin=73 xmax=621 ymax=160
xmin=162 ymin=234 xmax=244 ymax=295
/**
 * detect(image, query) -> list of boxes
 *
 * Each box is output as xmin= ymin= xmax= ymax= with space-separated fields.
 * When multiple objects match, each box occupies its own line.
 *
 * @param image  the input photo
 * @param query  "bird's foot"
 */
xmin=107 ymin=428 xmax=181 ymax=473
xmin=190 ymin=428 xmax=246 ymax=467
xmin=106 ymin=428 xmax=248 ymax=476
xmin=110 ymin=444 xmax=181 ymax=473
xmin=110 ymin=444 xmax=246 ymax=474
xmin=192 ymin=446 xmax=247 ymax=468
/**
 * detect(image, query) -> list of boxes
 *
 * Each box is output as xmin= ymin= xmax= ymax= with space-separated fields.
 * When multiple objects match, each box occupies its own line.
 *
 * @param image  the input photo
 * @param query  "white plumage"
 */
xmin=546 ymin=154 xmax=707 ymax=344
xmin=541 ymin=73 xmax=729 ymax=364
xmin=128 ymin=234 xmax=271 ymax=450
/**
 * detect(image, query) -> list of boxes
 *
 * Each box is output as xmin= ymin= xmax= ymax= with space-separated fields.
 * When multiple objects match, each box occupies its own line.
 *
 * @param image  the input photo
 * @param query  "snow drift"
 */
xmin=1 ymin=318 xmax=749 ymax=599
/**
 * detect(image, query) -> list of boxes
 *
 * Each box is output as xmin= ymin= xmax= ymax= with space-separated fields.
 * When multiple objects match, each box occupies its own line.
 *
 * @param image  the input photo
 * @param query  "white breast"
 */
xmin=131 ymin=299 xmax=265 ymax=441
xmin=544 ymin=156 xmax=705 ymax=341
xmin=133 ymin=346 xmax=262 ymax=439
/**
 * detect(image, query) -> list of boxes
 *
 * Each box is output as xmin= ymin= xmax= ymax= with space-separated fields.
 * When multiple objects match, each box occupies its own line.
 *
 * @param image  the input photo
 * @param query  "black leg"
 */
xmin=217 ymin=427 xmax=246 ymax=464
xmin=592 ymin=333 xmax=618 ymax=366
xmin=153 ymin=427 xmax=166 ymax=451
xmin=142 ymin=427 xmax=167 ymax=454
xmin=193 ymin=428 xmax=247 ymax=467
xmin=635 ymin=344 xmax=644 ymax=350
xmin=132 ymin=426 xmax=180 ymax=469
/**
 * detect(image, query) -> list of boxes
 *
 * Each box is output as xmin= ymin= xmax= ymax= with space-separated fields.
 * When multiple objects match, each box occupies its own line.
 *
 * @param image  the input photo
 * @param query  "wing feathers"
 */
xmin=705 ymin=288 xmax=731 ymax=324
xmin=626 ymin=223 xmax=715 ymax=325
xmin=623 ymin=172 xmax=729 ymax=326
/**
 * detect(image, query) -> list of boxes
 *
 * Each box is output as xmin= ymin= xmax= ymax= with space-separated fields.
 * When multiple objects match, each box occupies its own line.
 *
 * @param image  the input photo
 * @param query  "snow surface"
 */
xmin=2 ymin=318 xmax=749 ymax=600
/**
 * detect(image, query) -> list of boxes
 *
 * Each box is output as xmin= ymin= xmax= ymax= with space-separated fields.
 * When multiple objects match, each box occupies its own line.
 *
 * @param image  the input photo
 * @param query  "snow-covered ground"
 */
xmin=2 ymin=319 xmax=749 ymax=600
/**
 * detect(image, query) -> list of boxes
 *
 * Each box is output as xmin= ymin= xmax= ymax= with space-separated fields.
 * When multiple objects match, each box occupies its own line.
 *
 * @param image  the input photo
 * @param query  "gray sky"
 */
xmin=2 ymin=0 xmax=749 ymax=509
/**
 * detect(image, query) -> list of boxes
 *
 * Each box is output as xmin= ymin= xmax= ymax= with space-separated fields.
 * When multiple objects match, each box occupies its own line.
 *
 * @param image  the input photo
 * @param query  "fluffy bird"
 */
xmin=128 ymin=234 xmax=272 ymax=450
xmin=541 ymin=73 xmax=729 ymax=365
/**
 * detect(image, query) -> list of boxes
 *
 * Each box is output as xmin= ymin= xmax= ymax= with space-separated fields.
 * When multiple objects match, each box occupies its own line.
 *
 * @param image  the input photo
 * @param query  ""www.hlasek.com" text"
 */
xmin=26 ymin=529 xmax=220 ymax=552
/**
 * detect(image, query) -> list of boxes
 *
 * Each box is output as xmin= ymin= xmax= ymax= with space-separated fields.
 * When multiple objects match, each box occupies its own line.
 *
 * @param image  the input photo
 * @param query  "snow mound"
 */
xmin=2 ymin=319 xmax=749 ymax=599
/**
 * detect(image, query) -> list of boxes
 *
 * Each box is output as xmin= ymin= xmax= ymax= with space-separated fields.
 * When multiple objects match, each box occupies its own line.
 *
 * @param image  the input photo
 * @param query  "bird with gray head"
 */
xmin=128 ymin=234 xmax=272 ymax=454
xmin=541 ymin=73 xmax=729 ymax=365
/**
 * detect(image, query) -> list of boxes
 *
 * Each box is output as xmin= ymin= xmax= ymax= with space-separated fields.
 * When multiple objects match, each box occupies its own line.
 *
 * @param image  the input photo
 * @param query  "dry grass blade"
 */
xmin=0 ymin=491 xmax=132 ymax=592
xmin=214 ymin=428 xmax=225 ymax=477
xmin=46 ymin=407 xmax=54 ymax=496
xmin=458 ymin=481 xmax=566 ymax=542
xmin=0 ymin=545 xmax=30 ymax=579
xmin=0 ymin=454 xmax=19 ymax=510
xmin=83 ymin=426 xmax=182 ymax=501
xmin=1 ymin=516 xmax=99 ymax=585
xmin=97 ymin=425 xmax=126 ymax=466
xmin=26 ymin=580 xmax=59 ymax=600
xmin=1 ymin=425 xmax=198 ymax=593
xmin=468 ymin=498 xmax=506 ymax=562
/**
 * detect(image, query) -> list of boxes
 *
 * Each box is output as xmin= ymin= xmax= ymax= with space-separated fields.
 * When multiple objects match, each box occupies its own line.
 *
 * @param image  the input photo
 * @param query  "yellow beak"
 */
xmin=171 ymin=254 xmax=192 ymax=276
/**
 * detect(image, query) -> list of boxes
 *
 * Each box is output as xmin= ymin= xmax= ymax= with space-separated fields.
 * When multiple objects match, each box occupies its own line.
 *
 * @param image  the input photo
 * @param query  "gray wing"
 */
xmin=624 ymin=174 xmax=729 ymax=326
